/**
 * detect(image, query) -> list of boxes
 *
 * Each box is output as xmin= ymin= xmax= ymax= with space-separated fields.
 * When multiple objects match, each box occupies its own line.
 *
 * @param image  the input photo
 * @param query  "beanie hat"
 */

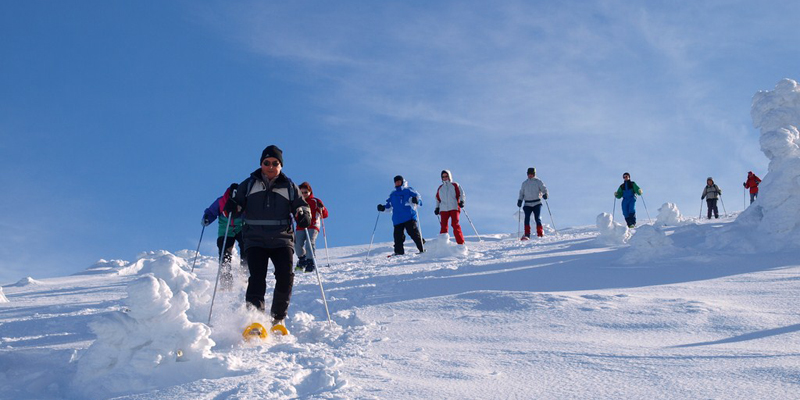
xmin=623 ymin=172 xmax=630 ymax=177
xmin=393 ymin=175 xmax=404 ymax=183
xmin=527 ymin=167 xmax=536 ymax=176
xmin=299 ymin=181 xmax=313 ymax=194
xmin=260 ymin=145 xmax=284 ymax=166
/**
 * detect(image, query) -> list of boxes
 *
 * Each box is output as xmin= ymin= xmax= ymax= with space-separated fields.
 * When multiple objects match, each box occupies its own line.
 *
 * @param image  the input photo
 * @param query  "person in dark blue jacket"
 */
xmin=377 ymin=175 xmax=425 ymax=255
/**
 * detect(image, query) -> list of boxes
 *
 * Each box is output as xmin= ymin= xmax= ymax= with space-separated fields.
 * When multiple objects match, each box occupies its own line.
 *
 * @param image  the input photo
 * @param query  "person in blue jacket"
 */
xmin=377 ymin=175 xmax=425 ymax=255
xmin=202 ymin=184 xmax=245 ymax=289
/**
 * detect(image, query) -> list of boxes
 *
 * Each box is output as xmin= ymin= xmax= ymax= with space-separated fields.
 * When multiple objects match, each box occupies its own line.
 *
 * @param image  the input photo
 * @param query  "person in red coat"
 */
xmin=295 ymin=182 xmax=328 ymax=272
xmin=744 ymin=171 xmax=761 ymax=204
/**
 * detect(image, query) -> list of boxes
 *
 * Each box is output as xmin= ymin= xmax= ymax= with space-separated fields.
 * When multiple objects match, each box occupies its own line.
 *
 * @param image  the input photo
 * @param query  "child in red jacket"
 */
xmin=295 ymin=182 xmax=328 ymax=272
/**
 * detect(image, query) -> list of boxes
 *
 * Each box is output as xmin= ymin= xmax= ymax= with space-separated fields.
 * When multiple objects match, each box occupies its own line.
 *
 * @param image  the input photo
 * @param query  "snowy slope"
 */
xmin=2 ymin=214 xmax=800 ymax=399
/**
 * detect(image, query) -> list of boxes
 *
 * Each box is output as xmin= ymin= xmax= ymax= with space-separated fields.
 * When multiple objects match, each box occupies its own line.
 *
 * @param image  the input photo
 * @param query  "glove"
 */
xmin=458 ymin=201 xmax=464 ymax=208
xmin=517 ymin=200 xmax=522 ymax=208
xmin=223 ymin=198 xmax=240 ymax=213
xmin=701 ymin=196 xmax=704 ymax=200
xmin=296 ymin=208 xmax=311 ymax=229
xmin=377 ymin=204 xmax=386 ymax=212
xmin=411 ymin=197 xmax=418 ymax=204
xmin=228 ymin=182 xmax=239 ymax=192
xmin=542 ymin=194 xmax=548 ymax=200
xmin=201 ymin=213 xmax=212 ymax=226
xmin=434 ymin=208 xmax=440 ymax=215
xmin=637 ymin=189 xmax=643 ymax=195
xmin=743 ymin=182 xmax=747 ymax=188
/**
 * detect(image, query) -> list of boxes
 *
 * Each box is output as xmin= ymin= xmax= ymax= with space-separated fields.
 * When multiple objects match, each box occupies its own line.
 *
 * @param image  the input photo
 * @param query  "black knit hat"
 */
xmin=393 ymin=175 xmax=404 ymax=183
xmin=260 ymin=145 xmax=284 ymax=166
xmin=527 ymin=167 xmax=536 ymax=175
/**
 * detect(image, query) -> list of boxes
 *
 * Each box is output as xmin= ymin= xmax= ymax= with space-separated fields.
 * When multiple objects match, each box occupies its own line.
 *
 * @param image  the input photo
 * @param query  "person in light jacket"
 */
xmin=701 ymin=177 xmax=722 ymax=219
xmin=517 ymin=167 xmax=549 ymax=238
xmin=434 ymin=170 xmax=466 ymax=245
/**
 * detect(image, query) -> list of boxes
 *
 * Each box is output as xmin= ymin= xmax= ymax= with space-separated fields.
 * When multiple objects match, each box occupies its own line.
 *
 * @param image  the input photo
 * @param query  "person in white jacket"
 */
xmin=517 ymin=167 xmax=549 ymax=239
xmin=434 ymin=170 xmax=466 ymax=244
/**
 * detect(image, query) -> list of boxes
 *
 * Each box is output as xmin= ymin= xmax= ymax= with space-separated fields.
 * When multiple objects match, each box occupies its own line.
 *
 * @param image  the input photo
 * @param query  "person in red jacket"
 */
xmin=295 ymin=182 xmax=328 ymax=273
xmin=744 ymin=171 xmax=761 ymax=204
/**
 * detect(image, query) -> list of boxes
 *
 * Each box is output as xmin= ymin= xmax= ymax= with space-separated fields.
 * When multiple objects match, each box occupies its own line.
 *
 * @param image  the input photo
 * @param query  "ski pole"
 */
xmin=699 ymin=199 xmax=704 ymax=220
xmin=365 ymin=211 xmax=381 ymax=260
xmin=743 ymin=187 xmax=746 ymax=210
xmin=517 ymin=206 xmax=522 ymax=239
xmin=304 ymin=228 xmax=333 ymax=329
xmin=320 ymin=213 xmax=332 ymax=269
xmin=719 ymin=196 xmax=727 ymax=217
xmin=462 ymin=208 xmax=482 ymax=242
xmin=612 ymin=197 xmax=617 ymax=222
xmin=190 ymin=225 xmax=206 ymax=273
xmin=640 ymin=194 xmax=652 ymax=224
xmin=544 ymin=199 xmax=559 ymax=235
xmin=207 ymin=210 xmax=234 ymax=326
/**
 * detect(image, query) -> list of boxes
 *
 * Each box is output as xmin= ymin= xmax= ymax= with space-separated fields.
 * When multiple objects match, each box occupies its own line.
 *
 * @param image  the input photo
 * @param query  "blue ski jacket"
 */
xmin=384 ymin=181 xmax=422 ymax=225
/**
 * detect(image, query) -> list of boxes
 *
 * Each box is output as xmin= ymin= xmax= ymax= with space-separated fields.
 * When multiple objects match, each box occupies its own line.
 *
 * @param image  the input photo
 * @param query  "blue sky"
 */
xmin=1 ymin=0 xmax=797 ymax=283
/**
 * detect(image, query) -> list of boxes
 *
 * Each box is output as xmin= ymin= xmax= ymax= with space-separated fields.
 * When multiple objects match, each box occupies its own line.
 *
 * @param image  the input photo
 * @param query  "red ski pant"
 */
xmin=439 ymin=210 xmax=465 ymax=244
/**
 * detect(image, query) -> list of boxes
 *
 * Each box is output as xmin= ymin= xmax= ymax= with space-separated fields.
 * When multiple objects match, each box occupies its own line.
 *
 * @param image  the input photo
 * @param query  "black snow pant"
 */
xmin=523 ymin=204 xmax=543 ymax=228
xmin=393 ymin=220 xmax=424 ymax=255
xmin=706 ymin=199 xmax=719 ymax=219
xmin=245 ymin=246 xmax=294 ymax=320
xmin=217 ymin=233 xmax=245 ymax=269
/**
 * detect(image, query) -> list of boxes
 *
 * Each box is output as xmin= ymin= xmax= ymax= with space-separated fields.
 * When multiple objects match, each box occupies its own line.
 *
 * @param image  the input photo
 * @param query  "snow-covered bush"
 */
xmin=73 ymin=275 xmax=226 ymax=399
xmin=595 ymin=213 xmax=631 ymax=245
xmin=420 ymin=233 xmax=468 ymax=259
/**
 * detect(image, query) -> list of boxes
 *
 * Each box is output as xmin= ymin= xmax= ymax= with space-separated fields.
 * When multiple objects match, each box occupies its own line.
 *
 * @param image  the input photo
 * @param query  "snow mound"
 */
xmin=621 ymin=225 xmax=676 ymax=264
xmin=595 ymin=213 xmax=631 ymax=245
xmin=719 ymin=78 xmax=800 ymax=250
xmin=75 ymin=259 xmax=129 ymax=275
xmin=10 ymin=276 xmax=42 ymax=287
xmin=420 ymin=233 xmax=468 ymax=259
xmin=0 ymin=286 xmax=8 ymax=303
xmin=72 ymin=275 xmax=228 ymax=399
xmin=655 ymin=202 xmax=687 ymax=226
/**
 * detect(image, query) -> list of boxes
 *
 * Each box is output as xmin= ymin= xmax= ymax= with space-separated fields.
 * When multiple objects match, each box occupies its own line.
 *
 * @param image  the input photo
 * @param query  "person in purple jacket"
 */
xmin=202 ymin=184 xmax=246 ymax=289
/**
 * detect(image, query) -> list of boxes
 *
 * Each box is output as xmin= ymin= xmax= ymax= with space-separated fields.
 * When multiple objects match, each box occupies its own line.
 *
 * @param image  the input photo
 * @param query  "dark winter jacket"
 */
xmin=203 ymin=187 xmax=245 ymax=237
xmin=701 ymin=184 xmax=722 ymax=200
xmin=232 ymin=169 xmax=310 ymax=251
xmin=383 ymin=181 xmax=422 ymax=225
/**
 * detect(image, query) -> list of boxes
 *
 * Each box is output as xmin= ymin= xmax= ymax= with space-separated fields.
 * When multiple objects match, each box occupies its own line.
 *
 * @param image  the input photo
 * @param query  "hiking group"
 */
xmin=200 ymin=144 xmax=762 ymax=327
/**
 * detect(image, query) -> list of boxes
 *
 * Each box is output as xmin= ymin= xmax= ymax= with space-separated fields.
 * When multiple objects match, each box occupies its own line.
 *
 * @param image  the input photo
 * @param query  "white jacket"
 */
xmin=518 ymin=177 xmax=548 ymax=206
xmin=436 ymin=170 xmax=465 ymax=212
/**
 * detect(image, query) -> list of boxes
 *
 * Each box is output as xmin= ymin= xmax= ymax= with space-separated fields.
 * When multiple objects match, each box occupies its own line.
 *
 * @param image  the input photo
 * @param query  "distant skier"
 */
xmin=377 ymin=175 xmax=425 ymax=255
xmin=614 ymin=172 xmax=642 ymax=228
xmin=434 ymin=170 xmax=465 ymax=245
xmin=225 ymin=145 xmax=311 ymax=326
xmin=701 ymin=177 xmax=722 ymax=219
xmin=744 ymin=171 xmax=761 ymax=204
xmin=517 ymin=167 xmax=549 ymax=239
xmin=294 ymin=182 xmax=328 ymax=273
xmin=202 ymin=184 xmax=246 ymax=289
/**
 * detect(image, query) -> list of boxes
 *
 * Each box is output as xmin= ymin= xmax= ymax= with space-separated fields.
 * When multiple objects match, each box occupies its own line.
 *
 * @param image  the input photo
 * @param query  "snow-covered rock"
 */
xmin=420 ymin=233 xmax=469 ymax=259
xmin=721 ymin=78 xmax=800 ymax=250
xmin=595 ymin=213 xmax=631 ymax=244
xmin=72 ymin=275 xmax=227 ymax=399
xmin=0 ymin=286 xmax=8 ymax=303
xmin=11 ymin=277 xmax=42 ymax=287
xmin=621 ymin=225 xmax=676 ymax=264
xmin=655 ymin=202 xmax=687 ymax=226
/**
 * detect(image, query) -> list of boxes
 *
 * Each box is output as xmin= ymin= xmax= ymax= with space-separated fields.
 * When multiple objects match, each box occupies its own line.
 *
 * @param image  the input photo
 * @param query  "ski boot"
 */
xmin=295 ymin=256 xmax=307 ymax=272
xmin=270 ymin=317 xmax=289 ymax=336
xmin=304 ymin=258 xmax=316 ymax=273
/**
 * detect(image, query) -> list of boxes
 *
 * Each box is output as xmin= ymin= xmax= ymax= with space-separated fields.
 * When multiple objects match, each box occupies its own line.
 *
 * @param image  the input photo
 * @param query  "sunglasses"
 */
xmin=262 ymin=160 xmax=280 ymax=167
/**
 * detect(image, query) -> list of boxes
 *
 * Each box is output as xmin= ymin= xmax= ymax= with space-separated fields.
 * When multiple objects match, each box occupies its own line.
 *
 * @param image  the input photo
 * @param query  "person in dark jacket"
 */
xmin=226 ymin=145 xmax=311 ymax=325
xmin=614 ymin=172 xmax=643 ymax=228
xmin=202 ymin=184 xmax=246 ymax=289
xmin=377 ymin=175 xmax=425 ymax=255
xmin=701 ymin=177 xmax=722 ymax=219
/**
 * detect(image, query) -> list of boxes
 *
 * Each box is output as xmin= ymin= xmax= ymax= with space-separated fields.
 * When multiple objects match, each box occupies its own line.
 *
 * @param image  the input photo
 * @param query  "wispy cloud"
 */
xmin=191 ymin=0 xmax=789 ymax=231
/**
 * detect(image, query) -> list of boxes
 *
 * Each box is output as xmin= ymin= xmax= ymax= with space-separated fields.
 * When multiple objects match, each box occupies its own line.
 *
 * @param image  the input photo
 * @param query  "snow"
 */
xmin=2 ymin=79 xmax=800 ymax=398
